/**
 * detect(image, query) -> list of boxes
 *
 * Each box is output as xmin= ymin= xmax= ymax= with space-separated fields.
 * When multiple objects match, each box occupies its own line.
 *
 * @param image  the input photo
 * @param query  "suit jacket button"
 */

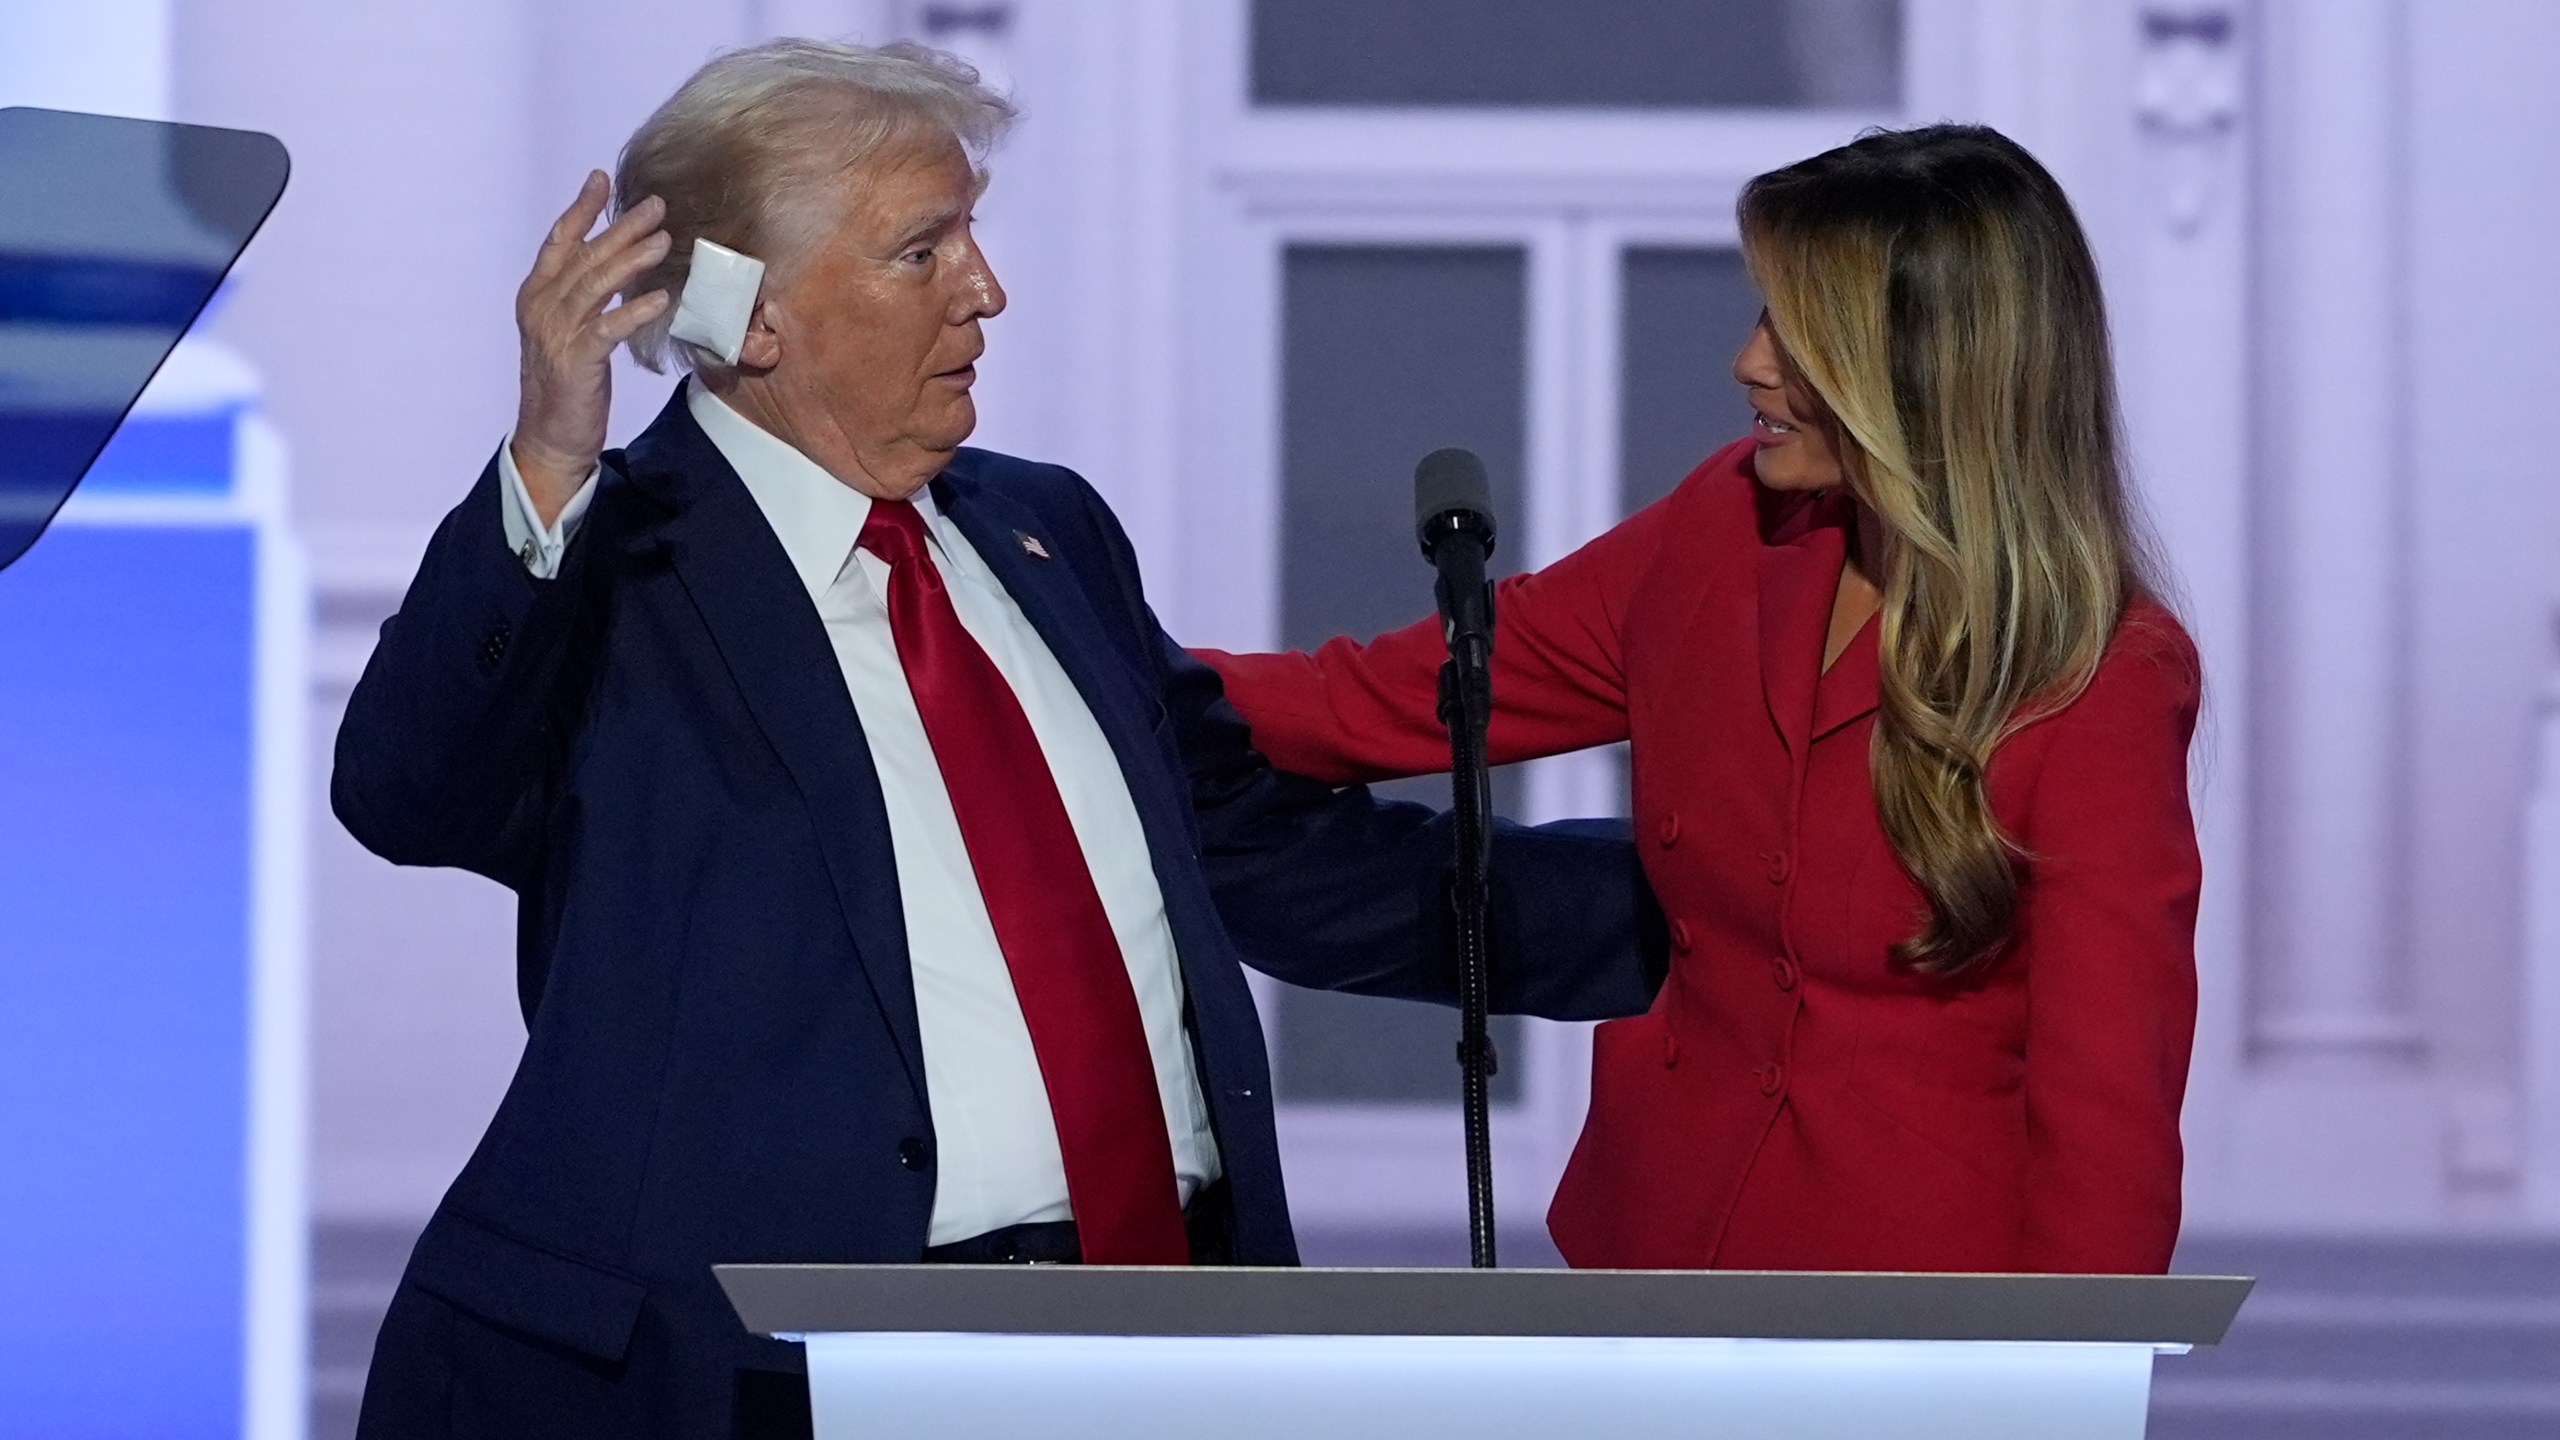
xmin=1764 ymin=851 xmax=1791 ymax=884
xmin=1755 ymin=1063 xmax=1785 ymax=1097
xmin=897 ymin=1137 xmax=930 ymax=1172
xmin=1657 ymin=812 xmax=1681 ymax=848
xmin=1670 ymin=919 xmax=1693 ymax=954
xmin=1772 ymin=956 xmax=1799 ymax=991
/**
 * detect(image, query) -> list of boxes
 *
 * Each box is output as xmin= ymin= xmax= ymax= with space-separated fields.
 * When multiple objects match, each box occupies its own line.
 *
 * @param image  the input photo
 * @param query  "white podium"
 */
xmin=717 ymin=1265 xmax=2250 ymax=1440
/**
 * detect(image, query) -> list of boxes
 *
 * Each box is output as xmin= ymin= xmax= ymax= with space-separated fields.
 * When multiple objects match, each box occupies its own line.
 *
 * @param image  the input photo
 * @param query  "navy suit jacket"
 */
xmin=334 ymin=390 xmax=1660 ymax=1438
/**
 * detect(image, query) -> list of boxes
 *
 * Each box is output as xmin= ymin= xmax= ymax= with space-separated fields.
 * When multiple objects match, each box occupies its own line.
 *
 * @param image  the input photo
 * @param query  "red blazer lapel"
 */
xmin=1754 ymin=486 xmax=1847 ymax=758
xmin=1811 ymin=612 xmax=1883 ymax=742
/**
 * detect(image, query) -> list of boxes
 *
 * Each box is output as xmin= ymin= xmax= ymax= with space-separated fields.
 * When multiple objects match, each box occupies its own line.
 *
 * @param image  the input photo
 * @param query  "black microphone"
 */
xmin=1414 ymin=447 xmax=1497 ymax=671
xmin=1414 ymin=445 xmax=1501 ymax=1267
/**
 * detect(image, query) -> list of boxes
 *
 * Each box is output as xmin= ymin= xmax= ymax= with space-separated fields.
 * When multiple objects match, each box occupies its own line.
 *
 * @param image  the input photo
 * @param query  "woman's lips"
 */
xmin=1753 ymin=411 xmax=1799 ymax=444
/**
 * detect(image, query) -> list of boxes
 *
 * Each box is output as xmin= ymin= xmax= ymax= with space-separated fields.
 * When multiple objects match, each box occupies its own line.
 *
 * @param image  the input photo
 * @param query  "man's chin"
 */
xmin=919 ymin=397 xmax=977 ymax=452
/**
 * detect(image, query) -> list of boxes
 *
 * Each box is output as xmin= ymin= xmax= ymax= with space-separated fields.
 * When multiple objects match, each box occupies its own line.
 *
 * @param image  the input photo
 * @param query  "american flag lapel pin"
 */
xmin=1015 ymin=530 xmax=1051 ymax=561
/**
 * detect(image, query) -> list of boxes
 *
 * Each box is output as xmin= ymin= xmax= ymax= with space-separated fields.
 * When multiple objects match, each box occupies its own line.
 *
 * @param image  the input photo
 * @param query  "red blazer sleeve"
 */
xmin=1196 ymin=451 xmax=1720 ymax=785
xmin=2015 ymin=611 xmax=2203 ymax=1273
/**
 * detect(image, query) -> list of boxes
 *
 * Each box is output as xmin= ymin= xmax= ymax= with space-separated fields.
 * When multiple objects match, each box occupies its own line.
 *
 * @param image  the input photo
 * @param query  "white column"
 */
xmin=2522 ymin=648 xmax=2560 ymax=1216
xmin=2248 ymin=0 xmax=2420 ymax=1059
xmin=2121 ymin=1 xmax=2252 ymax=1214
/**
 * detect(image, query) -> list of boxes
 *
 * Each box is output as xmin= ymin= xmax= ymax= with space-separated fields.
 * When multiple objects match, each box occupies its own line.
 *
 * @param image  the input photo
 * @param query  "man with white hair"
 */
xmin=335 ymin=40 xmax=1658 ymax=1439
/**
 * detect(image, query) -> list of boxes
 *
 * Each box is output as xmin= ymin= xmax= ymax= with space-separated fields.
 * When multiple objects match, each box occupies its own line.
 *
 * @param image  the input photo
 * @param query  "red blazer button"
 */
xmin=1765 ymin=851 xmax=1791 ymax=884
xmin=1771 ymin=956 xmax=1798 ymax=991
xmin=1657 ymin=812 xmax=1681 ymax=848
xmin=1756 ymin=1063 xmax=1785 ymax=1097
xmin=1670 ymin=919 xmax=1694 ymax=954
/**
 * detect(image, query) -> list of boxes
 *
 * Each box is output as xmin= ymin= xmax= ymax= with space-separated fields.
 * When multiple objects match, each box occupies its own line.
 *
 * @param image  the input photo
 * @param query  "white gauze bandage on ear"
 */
xmin=667 ymin=238 xmax=766 ymax=367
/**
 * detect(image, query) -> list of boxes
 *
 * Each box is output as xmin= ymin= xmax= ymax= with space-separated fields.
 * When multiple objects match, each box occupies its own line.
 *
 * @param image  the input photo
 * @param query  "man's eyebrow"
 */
xmin=889 ymin=202 xmax=968 ymax=251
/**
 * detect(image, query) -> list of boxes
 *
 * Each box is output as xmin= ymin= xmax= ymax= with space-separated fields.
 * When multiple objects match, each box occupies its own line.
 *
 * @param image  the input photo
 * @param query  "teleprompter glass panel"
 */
xmin=0 ymin=108 xmax=288 ymax=571
xmin=1274 ymin=243 xmax=1527 ymax=1105
xmin=1252 ymin=0 xmax=1901 ymax=110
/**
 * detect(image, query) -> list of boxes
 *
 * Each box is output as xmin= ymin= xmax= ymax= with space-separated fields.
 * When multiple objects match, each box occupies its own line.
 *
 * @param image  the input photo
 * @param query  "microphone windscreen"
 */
xmin=1414 ymin=447 xmax=1494 ymax=534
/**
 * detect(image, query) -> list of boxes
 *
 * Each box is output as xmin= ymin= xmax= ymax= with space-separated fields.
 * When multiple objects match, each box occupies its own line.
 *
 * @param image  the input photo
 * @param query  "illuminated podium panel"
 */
xmin=0 ymin=345 xmax=305 ymax=1439
xmin=718 ymin=1265 xmax=2250 ymax=1440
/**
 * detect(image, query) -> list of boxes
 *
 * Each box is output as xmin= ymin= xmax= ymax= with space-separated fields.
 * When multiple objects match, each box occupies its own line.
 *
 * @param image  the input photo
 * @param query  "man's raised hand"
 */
xmin=510 ymin=170 xmax=671 ymax=526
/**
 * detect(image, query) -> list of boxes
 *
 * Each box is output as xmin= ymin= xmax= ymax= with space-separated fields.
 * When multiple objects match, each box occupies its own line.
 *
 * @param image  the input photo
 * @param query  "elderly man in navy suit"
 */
xmin=337 ymin=38 xmax=1656 ymax=1440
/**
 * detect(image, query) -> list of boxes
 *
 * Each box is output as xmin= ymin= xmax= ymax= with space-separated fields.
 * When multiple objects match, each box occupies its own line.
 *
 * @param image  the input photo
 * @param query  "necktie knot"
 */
xmin=859 ymin=497 xmax=931 ymax=569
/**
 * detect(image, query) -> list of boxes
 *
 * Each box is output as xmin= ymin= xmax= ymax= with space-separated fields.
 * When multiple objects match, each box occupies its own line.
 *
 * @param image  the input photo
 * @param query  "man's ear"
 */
xmin=736 ymin=302 xmax=782 ymax=370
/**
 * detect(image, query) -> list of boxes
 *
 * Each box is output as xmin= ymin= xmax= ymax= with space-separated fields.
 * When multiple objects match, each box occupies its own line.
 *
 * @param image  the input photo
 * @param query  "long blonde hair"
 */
xmin=1739 ymin=124 xmax=2160 ymax=975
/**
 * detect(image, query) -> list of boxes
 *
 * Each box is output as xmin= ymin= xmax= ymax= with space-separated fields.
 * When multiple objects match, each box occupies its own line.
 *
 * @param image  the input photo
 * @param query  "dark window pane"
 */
xmin=1274 ymin=243 xmax=1527 ymax=1104
xmin=1620 ymin=245 xmax=1762 ymax=516
xmin=1252 ymin=0 xmax=1901 ymax=110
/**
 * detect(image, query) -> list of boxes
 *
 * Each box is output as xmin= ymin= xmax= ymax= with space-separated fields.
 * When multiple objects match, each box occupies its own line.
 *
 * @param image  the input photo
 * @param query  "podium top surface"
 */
xmin=715 ymin=1266 xmax=2252 ymax=1347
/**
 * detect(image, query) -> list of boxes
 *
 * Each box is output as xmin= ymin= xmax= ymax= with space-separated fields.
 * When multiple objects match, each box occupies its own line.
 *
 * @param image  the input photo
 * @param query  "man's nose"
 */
xmin=955 ymin=247 xmax=1006 ymax=321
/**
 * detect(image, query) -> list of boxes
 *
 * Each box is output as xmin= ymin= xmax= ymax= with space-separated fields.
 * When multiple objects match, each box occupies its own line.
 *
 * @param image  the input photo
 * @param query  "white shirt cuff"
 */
xmin=498 ymin=437 xmax=598 ymax=579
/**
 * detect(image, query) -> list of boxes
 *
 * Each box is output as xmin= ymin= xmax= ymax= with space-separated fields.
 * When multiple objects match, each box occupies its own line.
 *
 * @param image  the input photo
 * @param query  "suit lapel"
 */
xmin=620 ymin=396 xmax=930 ymax=1107
xmin=932 ymin=475 xmax=1187 ymax=835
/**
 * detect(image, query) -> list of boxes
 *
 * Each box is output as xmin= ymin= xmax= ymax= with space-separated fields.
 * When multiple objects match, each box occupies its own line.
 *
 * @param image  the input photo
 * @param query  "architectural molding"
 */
xmin=2136 ymin=3 xmax=2244 ymax=234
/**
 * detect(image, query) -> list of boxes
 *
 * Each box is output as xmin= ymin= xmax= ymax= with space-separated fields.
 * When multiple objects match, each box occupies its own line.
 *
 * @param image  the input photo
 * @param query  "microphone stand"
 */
xmin=1434 ymin=547 xmax=1499 ymax=1269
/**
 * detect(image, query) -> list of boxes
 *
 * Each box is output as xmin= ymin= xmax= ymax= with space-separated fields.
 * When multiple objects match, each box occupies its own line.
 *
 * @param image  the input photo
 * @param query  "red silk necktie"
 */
xmin=858 ymin=498 xmax=1190 ymax=1265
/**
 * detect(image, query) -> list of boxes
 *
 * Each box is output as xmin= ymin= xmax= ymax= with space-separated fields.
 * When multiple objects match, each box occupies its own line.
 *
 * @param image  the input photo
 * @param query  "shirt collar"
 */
xmin=685 ymin=378 xmax=946 ymax=601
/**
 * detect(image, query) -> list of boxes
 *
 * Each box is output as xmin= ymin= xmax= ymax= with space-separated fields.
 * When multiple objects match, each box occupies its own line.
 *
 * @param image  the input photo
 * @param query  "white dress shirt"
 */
xmin=497 ymin=384 xmax=1220 ymax=1244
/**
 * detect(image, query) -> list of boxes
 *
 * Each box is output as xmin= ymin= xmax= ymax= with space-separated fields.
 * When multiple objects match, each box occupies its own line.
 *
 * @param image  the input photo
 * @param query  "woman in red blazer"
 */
xmin=1201 ymin=125 xmax=2201 ymax=1275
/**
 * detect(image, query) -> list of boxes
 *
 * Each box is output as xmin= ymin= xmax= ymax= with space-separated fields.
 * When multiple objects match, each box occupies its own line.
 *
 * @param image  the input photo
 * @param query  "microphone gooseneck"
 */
xmin=1415 ymin=446 xmax=1500 ymax=1270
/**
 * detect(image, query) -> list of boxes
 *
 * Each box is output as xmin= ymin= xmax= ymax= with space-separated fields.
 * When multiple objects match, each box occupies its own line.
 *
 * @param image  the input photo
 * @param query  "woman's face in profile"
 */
xmin=1734 ymin=312 xmax=1847 ymax=493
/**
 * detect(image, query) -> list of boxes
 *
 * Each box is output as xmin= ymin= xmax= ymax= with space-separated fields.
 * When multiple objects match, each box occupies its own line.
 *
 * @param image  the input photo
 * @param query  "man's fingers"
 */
xmin=532 ymin=170 xmax=612 ymax=281
xmin=524 ymin=220 xmax=664 ymax=334
xmin=597 ymin=290 xmax=673 ymax=347
xmin=544 ymin=172 xmax=609 ymax=247
xmin=560 ymin=229 xmax=671 ymax=321
xmin=593 ymin=193 xmax=667 ymax=254
xmin=557 ymin=194 xmax=667 ymax=290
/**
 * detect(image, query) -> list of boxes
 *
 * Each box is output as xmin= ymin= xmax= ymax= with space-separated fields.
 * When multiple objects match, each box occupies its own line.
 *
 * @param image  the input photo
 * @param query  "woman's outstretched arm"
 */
xmin=1197 ymin=442 xmax=1751 ymax=784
